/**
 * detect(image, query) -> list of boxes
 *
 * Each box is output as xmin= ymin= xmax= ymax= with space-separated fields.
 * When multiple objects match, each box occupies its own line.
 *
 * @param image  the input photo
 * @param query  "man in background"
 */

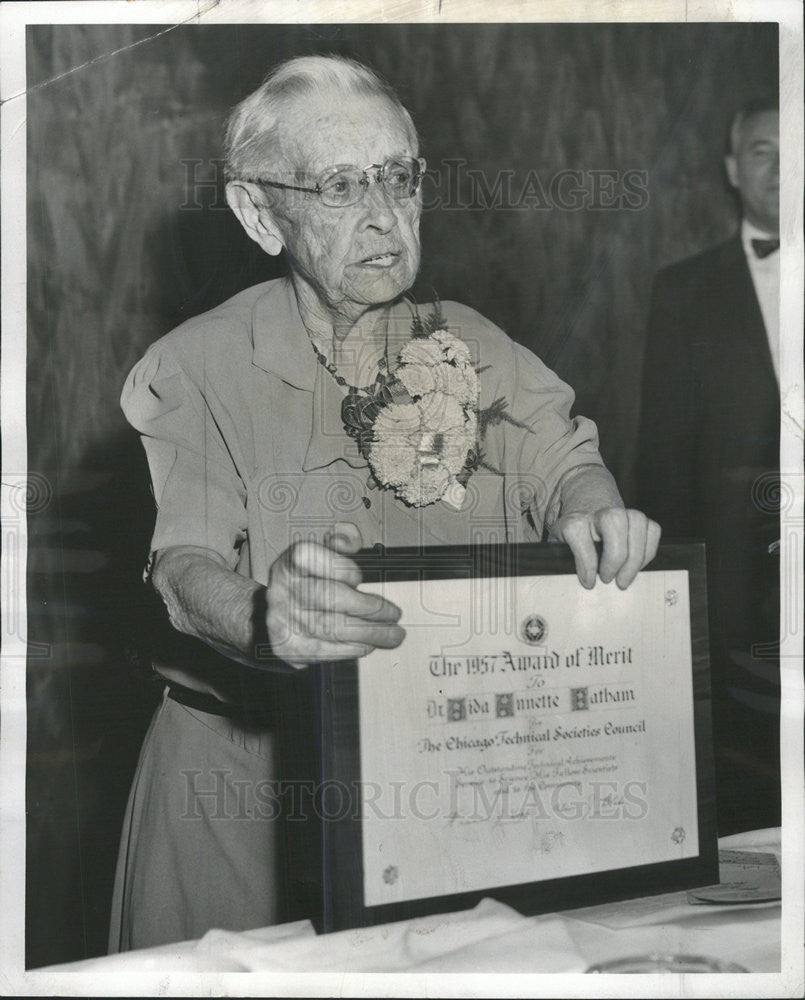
xmin=636 ymin=96 xmax=780 ymax=835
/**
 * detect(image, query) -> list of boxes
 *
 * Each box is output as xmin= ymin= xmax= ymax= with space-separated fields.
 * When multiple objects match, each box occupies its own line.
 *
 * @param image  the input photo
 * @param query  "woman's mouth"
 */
xmin=359 ymin=251 xmax=400 ymax=267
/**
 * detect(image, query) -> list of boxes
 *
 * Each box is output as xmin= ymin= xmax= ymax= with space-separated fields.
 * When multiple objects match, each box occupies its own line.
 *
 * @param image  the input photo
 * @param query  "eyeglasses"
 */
xmin=242 ymin=156 xmax=427 ymax=208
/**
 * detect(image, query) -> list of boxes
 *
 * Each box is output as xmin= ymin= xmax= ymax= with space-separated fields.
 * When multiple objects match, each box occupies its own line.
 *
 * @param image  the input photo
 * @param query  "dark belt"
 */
xmin=166 ymin=683 xmax=241 ymax=717
xmin=166 ymin=683 xmax=275 ymax=724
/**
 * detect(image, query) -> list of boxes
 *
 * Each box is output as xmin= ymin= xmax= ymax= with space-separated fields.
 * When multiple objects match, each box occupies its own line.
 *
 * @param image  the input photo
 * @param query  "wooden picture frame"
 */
xmin=284 ymin=541 xmax=717 ymax=933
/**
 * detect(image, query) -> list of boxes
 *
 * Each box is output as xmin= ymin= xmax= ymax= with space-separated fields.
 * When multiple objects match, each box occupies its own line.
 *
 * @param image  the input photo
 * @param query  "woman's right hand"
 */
xmin=265 ymin=522 xmax=405 ymax=669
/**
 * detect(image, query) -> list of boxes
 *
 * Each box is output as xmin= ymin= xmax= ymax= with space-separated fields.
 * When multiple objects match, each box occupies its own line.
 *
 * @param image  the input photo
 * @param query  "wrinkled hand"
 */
xmin=549 ymin=507 xmax=661 ymax=590
xmin=265 ymin=522 xmax=405 ymax=668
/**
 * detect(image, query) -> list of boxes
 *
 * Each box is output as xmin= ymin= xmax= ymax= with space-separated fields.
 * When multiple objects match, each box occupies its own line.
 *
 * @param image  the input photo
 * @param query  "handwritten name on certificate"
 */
xmin=357 ymin=569 xmax=698 ymax=907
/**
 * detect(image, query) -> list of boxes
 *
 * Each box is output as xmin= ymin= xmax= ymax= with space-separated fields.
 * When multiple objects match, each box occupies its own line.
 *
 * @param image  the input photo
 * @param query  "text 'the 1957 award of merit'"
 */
xmin=357 ymin=567 xmax=699 ymax=907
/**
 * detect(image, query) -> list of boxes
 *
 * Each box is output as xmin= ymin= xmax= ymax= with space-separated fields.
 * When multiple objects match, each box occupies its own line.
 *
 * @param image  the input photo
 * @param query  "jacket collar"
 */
xmin=302 ymin=366 xmax=368 ymax=472
xmin=247 ymin=279 xmax=365 ymax=471
xmin=250 ymin=278 xmax=318 ymax=391
xmin=250 ymin=279 xmax=429 ymax=473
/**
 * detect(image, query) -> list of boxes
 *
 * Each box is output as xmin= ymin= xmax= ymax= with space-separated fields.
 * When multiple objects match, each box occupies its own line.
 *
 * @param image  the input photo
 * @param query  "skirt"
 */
xmin=108 ymin=687 xmax=283 ymax=952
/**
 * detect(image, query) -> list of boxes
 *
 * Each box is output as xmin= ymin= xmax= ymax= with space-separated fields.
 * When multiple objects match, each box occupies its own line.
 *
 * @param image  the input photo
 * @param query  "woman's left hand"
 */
xmin=549 ymin=507 xmax=662 ymax=590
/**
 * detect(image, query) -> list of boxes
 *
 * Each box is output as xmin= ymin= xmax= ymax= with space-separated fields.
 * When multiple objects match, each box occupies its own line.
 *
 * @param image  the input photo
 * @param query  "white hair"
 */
xmin=224 ymin=55 xmax=418 ymax=180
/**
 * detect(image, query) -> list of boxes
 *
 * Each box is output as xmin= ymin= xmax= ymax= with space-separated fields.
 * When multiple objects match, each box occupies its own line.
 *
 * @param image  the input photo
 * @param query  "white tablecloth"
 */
xmin=43 ymin=829 xmax=781 ymax=974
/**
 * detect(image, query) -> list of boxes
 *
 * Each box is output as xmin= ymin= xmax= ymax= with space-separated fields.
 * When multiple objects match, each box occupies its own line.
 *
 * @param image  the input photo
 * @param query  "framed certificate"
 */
xmin=290 ymin=542 xmax=717 ymax=932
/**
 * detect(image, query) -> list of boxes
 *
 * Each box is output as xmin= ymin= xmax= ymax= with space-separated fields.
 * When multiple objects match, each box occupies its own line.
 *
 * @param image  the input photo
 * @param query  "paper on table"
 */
xmin=567 ymin=849 xmax=781 ymax=928
xmin=358 ymin=569 xmax=699 ymax=907
xmin=198 ymin=898 xmax=586 ymax=972
xmin=687 ymin=850 xmax=781 ymax=904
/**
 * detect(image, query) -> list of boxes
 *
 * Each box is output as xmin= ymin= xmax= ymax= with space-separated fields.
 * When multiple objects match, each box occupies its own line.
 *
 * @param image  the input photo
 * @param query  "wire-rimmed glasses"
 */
xmin=240 ymin=156 xmax=427 ymax=208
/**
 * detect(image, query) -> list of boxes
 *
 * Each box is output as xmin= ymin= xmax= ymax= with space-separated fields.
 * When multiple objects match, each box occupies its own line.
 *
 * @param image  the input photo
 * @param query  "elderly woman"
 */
xmin=109 ymin=55 xmax=660 ymax=952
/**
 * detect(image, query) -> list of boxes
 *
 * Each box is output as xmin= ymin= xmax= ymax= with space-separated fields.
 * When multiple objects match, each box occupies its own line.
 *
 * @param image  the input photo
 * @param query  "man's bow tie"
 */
xmin=752 ymin=238 xmax=780 ymax=259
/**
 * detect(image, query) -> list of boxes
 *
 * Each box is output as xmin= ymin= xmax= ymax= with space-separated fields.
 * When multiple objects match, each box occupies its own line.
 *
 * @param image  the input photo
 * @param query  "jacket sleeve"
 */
xmin=120 ymin=342 xmax=248 ymax=573
xmin=504 ymin=340 xmax=604 ymax=535
xmin=454 ymin=305 xmax=605 ymax=538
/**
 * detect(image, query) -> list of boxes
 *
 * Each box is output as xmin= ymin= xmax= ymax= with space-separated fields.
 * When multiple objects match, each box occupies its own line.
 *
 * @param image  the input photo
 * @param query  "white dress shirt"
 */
xmin=741 ymin=218 xmax=780 ymax=383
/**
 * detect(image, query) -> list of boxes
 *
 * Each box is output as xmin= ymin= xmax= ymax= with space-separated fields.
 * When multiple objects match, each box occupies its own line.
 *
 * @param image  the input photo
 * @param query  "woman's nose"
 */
xmin=359 ymin=177 xmax=398 ymax=231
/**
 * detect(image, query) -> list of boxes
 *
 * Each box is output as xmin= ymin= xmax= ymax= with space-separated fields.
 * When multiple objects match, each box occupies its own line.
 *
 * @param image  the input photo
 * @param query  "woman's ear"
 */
xmin=226 ymin=181 xmax=285 ymax=256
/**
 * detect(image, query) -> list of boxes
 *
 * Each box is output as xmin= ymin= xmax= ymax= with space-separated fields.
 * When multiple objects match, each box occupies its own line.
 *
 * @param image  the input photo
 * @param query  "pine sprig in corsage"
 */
xmin=325 ymin=298 xmax=531 ymax=508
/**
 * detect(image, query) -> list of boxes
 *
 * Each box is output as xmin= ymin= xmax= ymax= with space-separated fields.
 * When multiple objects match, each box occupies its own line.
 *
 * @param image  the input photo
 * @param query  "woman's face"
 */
xmin=267 ymin=93 xmax=422 ymax=329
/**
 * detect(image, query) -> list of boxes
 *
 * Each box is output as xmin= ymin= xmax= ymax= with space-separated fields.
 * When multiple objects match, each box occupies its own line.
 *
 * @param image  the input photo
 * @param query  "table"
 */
xmin=41 ymin=828 xmax=780 ymax=976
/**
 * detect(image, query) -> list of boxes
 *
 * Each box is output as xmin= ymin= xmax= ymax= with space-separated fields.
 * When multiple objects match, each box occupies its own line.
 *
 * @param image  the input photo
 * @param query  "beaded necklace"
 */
xmin=308 ymin=338 xmax=387 ymax=393
xmin=308 ymin=336 xmax=394 ymax=510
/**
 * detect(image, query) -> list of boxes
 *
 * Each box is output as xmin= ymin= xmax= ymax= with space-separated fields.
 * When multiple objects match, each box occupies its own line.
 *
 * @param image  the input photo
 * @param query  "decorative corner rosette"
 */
xmin=340 ymin=298 xmax=531 ymax=508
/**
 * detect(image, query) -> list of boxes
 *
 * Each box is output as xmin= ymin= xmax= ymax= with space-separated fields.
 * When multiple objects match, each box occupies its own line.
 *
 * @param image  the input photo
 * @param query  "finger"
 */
xmin=291 ymin=576 xmax=402 ymax=623
xmin=323 ymin=522 xmax=363 ymax=555
xmin=615 ymin=510 xmax=648 ymax=590
xmin=297 ymin=609 xmax=406 ymax=650
xmin=274 ymin=637 xmax=375 ymax=665
xmin=641 ymin=518 xmax=662 ymax=568
xmin=287 ymin=539 xmax=363 ymax=588
xmin=269 ymin=598 xmax=405 ymax=652
xmin=331 ymin=615 xmax=406 ymax=649
xmin=559 ymin=514 xmax=599 ymax=589
xmin=594 ymin=507 xmax=629 ymax=583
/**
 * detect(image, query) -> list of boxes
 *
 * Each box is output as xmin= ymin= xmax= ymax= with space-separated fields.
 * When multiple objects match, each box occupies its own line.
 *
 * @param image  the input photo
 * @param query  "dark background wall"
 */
xmin=25 ymin=21 xmax=777 ymax=967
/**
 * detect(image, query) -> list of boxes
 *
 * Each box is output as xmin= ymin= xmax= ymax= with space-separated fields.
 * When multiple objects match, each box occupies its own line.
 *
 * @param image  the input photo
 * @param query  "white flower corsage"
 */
xmin=338 ymin=300 xmax=530 ymax=508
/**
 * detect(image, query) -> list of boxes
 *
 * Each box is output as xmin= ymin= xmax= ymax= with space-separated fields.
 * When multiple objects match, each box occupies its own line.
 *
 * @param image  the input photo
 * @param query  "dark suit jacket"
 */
xmin=635 ymin=233 xmax=780 ymax=835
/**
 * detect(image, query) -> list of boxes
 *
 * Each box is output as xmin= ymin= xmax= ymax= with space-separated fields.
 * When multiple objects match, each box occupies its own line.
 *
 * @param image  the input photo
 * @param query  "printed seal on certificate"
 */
xmin=282 ymin=542 xmax=717 ymax=933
